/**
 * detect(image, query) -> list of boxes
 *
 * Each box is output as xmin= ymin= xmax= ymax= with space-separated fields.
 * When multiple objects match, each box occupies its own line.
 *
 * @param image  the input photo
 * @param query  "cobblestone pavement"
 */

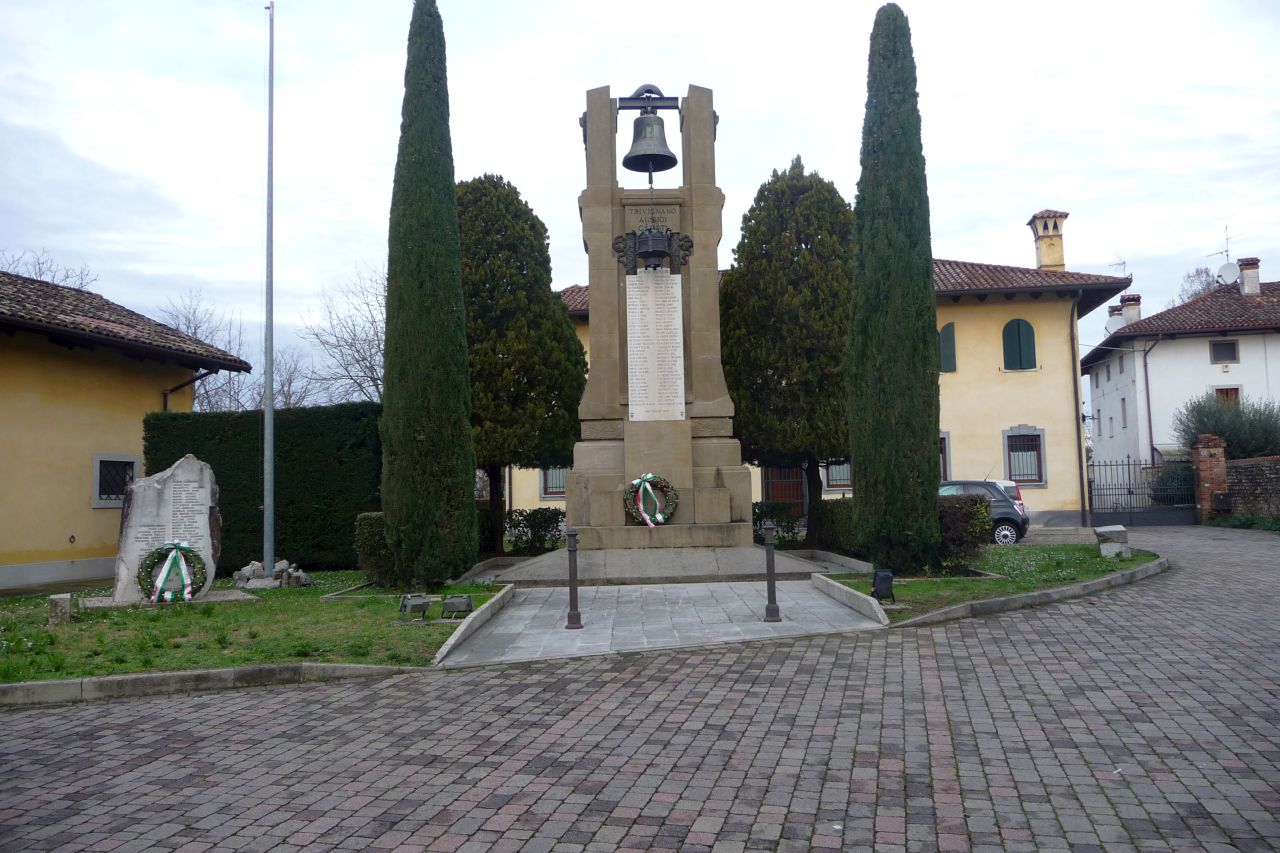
xmin=2 ymin=526 xmax=1278 ymax=852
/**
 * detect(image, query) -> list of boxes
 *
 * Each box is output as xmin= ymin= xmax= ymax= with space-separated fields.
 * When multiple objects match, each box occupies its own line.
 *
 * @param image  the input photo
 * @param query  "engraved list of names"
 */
xmin=626 ymin=269 xmax=685 ymax=421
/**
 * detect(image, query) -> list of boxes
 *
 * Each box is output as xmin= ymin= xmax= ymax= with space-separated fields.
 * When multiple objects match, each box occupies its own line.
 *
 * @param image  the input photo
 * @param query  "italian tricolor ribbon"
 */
xmin=149 ymin=540 xmax=194 ymax=604
xmin=632 ymin=473 xmax=665 ymax=528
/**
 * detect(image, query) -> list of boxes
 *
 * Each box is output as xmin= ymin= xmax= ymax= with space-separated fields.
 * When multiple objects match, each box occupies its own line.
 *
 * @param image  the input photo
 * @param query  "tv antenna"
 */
xmin=1108 ymin=257 xmax=1127 ymax=276
xmin=1205 ymin=225 xmax=1245 ymax=261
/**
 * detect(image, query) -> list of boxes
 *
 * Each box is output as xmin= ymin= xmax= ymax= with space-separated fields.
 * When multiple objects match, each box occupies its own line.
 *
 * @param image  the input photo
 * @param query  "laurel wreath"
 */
xmin=137 ymin=542 xmax=207 ymax=603
xmin=624 ymin=473 xmax=679 ymax=527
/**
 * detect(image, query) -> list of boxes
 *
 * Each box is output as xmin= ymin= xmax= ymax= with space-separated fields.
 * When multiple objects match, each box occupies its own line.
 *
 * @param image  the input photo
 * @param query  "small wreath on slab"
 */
xmin=624 ymin=473 xmax=679 ymax=528
xmin=138 ymin=541 xmax=206 ymax=604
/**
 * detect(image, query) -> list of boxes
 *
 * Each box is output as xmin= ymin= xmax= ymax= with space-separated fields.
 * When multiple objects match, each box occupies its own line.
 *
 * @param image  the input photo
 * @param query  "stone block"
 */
xmin=244 ymin=578 xmax=281 ymax=590
xmin=573 ymin=440 xmax=623 ymax=471
xmin=576 ymin=522 xmax=751 ymax=550
xmin=690 ymin=418 xmax=733 ymax=437
xmin=48 ymin=593 xmax=72 ymax=626
xmin=693 ymin=488 xmax=731 ymax=524
xmin=1100 ymin=542 xmax=1132 ymax=559
xmin=691 ymin=437 xmax=744 ymax=469
xmin=1093 ymin=525 xmax=1129 ymax=544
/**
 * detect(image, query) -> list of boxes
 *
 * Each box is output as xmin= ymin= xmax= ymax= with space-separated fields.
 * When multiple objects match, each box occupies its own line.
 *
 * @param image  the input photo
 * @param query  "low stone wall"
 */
xmin=1226 ymin=455 xmax=1280 ymax=516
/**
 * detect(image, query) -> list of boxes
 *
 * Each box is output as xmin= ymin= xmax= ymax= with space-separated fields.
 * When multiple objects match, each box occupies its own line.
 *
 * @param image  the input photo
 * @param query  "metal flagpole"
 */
xmin=263 ymin=1 xmax=276 ymax=578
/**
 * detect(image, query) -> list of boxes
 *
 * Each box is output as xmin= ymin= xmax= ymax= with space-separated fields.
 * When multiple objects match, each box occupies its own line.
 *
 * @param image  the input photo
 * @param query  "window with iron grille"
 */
xmin=1209 ymin=340 xmax=1238 ymax=364
xmin=541 ymin=467 xmax=567 ymax=498
xmin=1006 ymin=434 xmax=1043 ymax=484
xmin=824 ymin=462 xmax=851 ymax=489
xmin=93 ymin=455 xmax=137 ymax=507
xmin=939 ymin=436 xmax=949 ymax=480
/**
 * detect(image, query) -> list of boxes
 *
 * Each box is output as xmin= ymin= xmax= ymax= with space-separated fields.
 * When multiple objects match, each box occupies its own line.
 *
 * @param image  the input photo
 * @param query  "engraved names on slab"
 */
xmin=112 ymin=455 xmax=219 ymax=603
xmin=626 ymin=268 xmax=685 ymax=421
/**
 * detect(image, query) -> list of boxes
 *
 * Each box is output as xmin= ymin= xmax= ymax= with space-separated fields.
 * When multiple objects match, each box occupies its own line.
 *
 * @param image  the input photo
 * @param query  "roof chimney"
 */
xmin=1238 ymin=257 xmax=1261 ymax=296
xmin=1105 ymin=304 xmax=1124 ymax=335
xmin=1027 ymin=209 xmax=1068 ymax=271
xmin=1120 ymin=293 xmax=1141 ymax=326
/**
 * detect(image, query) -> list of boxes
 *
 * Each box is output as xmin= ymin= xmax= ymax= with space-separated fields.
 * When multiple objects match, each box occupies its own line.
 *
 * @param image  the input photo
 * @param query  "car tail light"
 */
xmin=1013 ymin=483 xmax=1026 ymax=516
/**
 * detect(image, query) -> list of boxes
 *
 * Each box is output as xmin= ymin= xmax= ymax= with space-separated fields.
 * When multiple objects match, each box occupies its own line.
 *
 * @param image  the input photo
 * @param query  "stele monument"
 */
xmin=111 ymin=454 xmax=220 ymax=604
xmin=565 ymin=84 xmax=752 ymax=549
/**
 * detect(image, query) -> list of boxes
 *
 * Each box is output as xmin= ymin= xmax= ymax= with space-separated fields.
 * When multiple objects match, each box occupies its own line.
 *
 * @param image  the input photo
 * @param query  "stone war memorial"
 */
xmin=108 ymin=454 xmax=220 ymax=605
xmin=566 ymin=84 xmax=753 ymax=550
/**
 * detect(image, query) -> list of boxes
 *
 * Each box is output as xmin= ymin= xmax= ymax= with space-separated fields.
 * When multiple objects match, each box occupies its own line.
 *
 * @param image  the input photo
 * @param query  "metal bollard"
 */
xmin=566 ymin=527 xmax=583 ymax=629
xmin=762 ymin=520 xmax=781 ymax=622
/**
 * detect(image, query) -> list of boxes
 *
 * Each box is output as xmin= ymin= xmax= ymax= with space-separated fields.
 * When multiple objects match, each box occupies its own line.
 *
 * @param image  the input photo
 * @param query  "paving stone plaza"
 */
xmin=2 ymin=526 xmax=1279 ymax=851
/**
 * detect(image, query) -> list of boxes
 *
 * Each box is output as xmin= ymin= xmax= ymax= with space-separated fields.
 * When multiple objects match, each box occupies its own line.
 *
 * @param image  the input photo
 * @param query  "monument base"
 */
xmin=575 ymin=522 xmax=752 ymax=551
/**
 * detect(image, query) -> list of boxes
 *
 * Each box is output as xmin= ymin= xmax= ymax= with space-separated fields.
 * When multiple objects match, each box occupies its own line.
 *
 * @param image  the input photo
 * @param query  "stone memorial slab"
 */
xmin=626 ymin=268 xmax=685 ymax=422
xmin=112 ymin=455 xmax=220 ymax=604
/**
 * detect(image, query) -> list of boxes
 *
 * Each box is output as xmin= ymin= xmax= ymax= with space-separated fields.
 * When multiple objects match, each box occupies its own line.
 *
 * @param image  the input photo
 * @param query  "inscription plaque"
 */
xmin=624 ymin=204 xmax=680 ymax=233
xmin=626 ymin=268 xmax=685 ymax=421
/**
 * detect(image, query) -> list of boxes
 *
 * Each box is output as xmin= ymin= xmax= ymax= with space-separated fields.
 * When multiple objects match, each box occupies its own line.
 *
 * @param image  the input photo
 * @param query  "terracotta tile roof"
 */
xmin=0 ymin=271 xmax=252 ymax=372
xmin=557 ymin=284 xmax=588 ymax=317
xmin=1027 ymin=209 xmax=1069 ymax=222
xmin=1081 ymin=281 xmax=1280 ymax=370
xmin=561 ymin=260 xmax=1130 ymax=318
xmin=1113 ymin=282 xmax=1280 ymax=336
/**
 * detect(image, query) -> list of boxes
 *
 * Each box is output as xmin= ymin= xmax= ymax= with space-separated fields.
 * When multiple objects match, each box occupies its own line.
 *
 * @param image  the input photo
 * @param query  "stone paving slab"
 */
xmin=440 ymin=580 xmax=881 ymax=666
xmin=2 ymin=526 xmax=1279 ymax=851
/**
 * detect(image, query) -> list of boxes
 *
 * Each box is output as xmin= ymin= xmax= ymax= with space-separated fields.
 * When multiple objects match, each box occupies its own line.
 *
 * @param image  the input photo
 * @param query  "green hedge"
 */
xmin=937 ymin=494 xmax=990 ymax=572
xmin=810 ymin=498 xmax=859 ymax=555
xmin=751 ymin=501 xmax=804 ymax=544
xmin=812 ymin=495 xmax=989 ymax=573
xmin=354 ymin=512 xmax=395 ymax=584
xmin=144 ymin=402 xmax=383 ymax=574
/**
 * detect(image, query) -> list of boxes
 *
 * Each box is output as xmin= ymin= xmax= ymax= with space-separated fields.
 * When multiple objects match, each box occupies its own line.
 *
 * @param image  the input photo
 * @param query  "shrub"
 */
xmin=1150 ymin=464 xmax=1194 ymax=505
xmin=937 ymin=495 xmax=990 ymax=573
xmin=1207 ymin=515 xmax=1280 ymax=533
xmin=1173 ymin=393 xmax=1280 ymax=459
xmin=354 ymin=512 xmax=395 ymax=585
xmin=751 ymin=501 xmax=803 ymax=544
xmin=809 ymin=498 xmax=860 ymax=556
xmin=506 ymin=507 xmax=565 ymax=555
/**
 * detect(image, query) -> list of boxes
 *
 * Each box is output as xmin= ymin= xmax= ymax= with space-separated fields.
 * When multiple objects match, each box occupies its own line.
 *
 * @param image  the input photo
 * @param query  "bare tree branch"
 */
xmin=158 ymin=289 xmax=320 ymax=412
xmin=1 ymin=249 xmax=99 ymax=289
xmin=299 ymin=268 xmax=385 ymax=402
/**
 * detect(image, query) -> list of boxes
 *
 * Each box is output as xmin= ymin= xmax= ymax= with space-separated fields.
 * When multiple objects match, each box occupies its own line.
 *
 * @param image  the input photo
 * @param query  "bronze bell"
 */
xmin=622 ymin=112 xmax=677 ymax=174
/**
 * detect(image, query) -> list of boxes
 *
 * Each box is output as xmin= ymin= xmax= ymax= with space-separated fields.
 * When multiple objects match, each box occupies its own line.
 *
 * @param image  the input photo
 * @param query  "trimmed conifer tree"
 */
xmin=457 ymin=175 xmax=587 ymax=553
xmin=721 ymin=157 xmax=855 ymax=545
xmin=381 ymin=0 xmax=477 ymax=587
xmin=847 ymin=3 xmax=941 ymax=571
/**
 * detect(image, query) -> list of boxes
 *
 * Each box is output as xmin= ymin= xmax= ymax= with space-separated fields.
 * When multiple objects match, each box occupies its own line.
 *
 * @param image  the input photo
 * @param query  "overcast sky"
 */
xmin=2 ymin=0 xmax=1278 ymax=365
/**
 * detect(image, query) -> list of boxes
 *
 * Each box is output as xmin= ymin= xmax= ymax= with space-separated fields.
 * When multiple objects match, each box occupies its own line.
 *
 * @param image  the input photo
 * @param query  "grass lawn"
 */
xmin=832 ymin=545 xmax=1158 ymax=623
xmin=0 ymin=571 xmax=494 ymax=683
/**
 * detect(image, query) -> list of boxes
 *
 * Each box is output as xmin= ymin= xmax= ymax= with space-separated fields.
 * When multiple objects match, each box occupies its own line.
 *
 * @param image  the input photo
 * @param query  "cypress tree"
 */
xmin=847 ymin=3 xmax=940 ymax=571
xmin=458 ymin=175 xmax=587 ymax=553
xmin=381 ymin=0 xmax=477 ymax=587
xmin=721 ymin=157 xmax=855 ymax=545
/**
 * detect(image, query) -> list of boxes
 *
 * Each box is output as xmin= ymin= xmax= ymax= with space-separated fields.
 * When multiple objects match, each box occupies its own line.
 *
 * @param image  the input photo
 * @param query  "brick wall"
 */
xmin=1192 ymin=435 xmax=1227 ymax=524
xmin=1226 ymin=455 xmax=1280 ymax=517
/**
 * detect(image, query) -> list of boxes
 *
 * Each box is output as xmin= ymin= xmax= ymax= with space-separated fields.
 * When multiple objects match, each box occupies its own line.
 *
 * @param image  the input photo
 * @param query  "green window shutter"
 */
xmin=1003 ymin=319 xmax=1035 ymax=370
xmin=939 ymin=322 xmax=956 ymax=372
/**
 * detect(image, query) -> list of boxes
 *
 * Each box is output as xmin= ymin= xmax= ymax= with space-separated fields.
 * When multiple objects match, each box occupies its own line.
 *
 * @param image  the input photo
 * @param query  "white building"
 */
xmin=1082 ymin=257 xmax=1280 ymax=463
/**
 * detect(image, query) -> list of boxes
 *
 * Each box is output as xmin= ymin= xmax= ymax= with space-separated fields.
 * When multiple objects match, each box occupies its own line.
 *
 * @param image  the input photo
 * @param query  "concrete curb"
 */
xmin=892 ymin=557 xmax=1169 ymax=629
xmin=433 ymin=583 xmax=515 ymax=666
xmin=811 ymin=573 xmax=889 ymax=626
xmin=0 ymin=663 xmax=415 ymax=709
xmin=787 ymin=550 xmax=873 ymax=573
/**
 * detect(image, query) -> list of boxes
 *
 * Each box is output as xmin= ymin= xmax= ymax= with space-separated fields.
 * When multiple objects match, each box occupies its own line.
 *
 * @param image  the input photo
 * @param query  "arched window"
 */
xmin=1002 ymin=319 xmax=1036 ymax=370
xmin=938 ymin=322 xmax=956 ymax=373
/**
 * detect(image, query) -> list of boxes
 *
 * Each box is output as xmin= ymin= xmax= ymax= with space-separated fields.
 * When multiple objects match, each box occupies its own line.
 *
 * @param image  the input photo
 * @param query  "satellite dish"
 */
xmin=1217 ymin=261 xmax=1241 ymax=285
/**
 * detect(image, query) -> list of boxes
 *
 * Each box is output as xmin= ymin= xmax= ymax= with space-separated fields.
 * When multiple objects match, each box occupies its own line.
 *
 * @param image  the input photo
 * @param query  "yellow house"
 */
xmin=0 ymin=272 xmax=250 ymax=590
xmin=508 ymin=211 xmax=1128 ymax=526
